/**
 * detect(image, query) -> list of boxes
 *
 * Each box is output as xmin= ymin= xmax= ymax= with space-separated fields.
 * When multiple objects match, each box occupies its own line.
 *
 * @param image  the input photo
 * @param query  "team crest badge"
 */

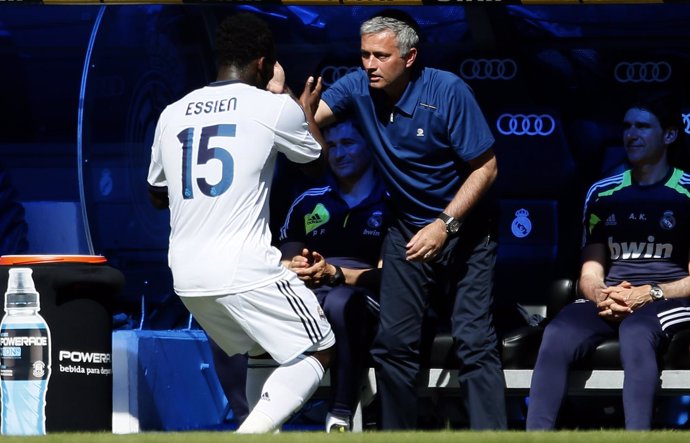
xmin=367 ymin=211 xmax=383 ymax=229
xmin=660 ymin=210 xmax=676 ymax=230
xmin=511 ymin=208 xmax=532 ymax=238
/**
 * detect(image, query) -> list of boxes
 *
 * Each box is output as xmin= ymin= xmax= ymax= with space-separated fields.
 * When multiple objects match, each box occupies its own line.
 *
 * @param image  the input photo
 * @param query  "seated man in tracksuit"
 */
xmin=278 ymin=119 xmax=389 ymax=432
xmin=527 ymin=90 xmax=690 ymax=430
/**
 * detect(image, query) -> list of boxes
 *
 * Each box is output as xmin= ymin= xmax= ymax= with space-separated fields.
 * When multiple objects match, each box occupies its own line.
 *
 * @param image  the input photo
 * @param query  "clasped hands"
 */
xmin=286 ymin=248 xmax=333 ymax=288
xmin=596 ymin=281 xmax=652 ymax=321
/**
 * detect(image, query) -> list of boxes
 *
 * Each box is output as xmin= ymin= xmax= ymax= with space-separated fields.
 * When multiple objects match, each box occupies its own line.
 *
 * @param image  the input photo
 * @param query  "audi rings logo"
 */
xmin=614 ymin=61 xmax=672 ymax=83
xmin=459 ymin=58 xmax=517 ymax=80
xmin=683 ymin=113 xmax=690 ymax=135
xmin=496 ymin=114 xmax=556 ymax=136
xmin=320 ymin=65 xmax=359 ymax=87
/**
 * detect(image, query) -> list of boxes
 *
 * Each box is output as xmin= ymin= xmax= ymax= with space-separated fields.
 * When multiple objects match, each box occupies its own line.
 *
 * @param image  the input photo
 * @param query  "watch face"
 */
xmin=448 ymin=220 xmax=461 ymax=234
xmin=651 ymin=286 xmax=664 ymax=300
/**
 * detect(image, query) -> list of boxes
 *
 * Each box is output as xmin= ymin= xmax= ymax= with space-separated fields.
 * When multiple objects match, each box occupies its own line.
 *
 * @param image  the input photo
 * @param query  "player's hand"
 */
xmin=597 ymin=281 xmax=636 ymax=321
xmin=286 ymin=249 xmax=311 ymax=273
xmin=303 ymin=250 xmax=330 ymax=286
xmin=604 ymin=281 xmax=652 ymax=312
xmin=300 ymin=75 xmax=322 ymax=115
xmin=290 ymin=249 xmax=329 ymax=287
xmin=266 ymin=61 xmax=286 ymax=94
xmin=406 ymin=219 xmax=447 ymax=262
xmin=597 ymin=296 xmax=631 ymax=321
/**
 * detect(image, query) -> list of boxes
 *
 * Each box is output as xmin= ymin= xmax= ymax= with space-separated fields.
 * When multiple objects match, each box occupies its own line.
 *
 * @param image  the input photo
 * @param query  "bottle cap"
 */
xmin=5 ymin=268 xmax=39 ymax=309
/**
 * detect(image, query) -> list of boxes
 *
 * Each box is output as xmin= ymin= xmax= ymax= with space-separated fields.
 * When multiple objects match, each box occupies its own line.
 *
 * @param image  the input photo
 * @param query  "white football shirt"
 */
xmin=147 ymin=80 xmax=321 ymax=296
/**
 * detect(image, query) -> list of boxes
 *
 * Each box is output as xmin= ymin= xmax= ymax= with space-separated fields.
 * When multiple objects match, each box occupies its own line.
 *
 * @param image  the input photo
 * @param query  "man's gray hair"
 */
xmin=360 ymin=16 xmax=419 ymax=57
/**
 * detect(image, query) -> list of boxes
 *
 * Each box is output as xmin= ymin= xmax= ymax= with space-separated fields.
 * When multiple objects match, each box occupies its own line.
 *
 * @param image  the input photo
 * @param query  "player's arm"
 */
xmin=267 ymin=62 xmax=328 ymax=176
xmin=347 ymin=257 xmax=382 ymax=292
xmin=578 ymin=243 xmax=607 ymax=304
xmin=146 ymin=115 xmax=169 ymax=210
xmin=314 ymin=100 xmax=337 ymax=128
xmin=281 ymin=241 xmax=380 ymax=289
xmin=655 ymin=248 xmax=690 ymax=299
xmin=306 ymin=251 xmax=379 ymax=289
xmin=297 ymin=77 xmax=330 ymax=178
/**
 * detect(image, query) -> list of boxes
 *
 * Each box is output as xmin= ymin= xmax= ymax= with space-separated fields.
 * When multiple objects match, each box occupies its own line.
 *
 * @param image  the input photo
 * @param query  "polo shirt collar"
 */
xmin=393 ymin=69 xmax=423 ymax=117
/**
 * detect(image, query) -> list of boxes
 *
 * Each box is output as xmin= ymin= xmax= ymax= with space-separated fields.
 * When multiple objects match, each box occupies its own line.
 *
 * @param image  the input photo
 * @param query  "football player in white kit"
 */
xmin=147 ymin=12 xmax=334 ymax=433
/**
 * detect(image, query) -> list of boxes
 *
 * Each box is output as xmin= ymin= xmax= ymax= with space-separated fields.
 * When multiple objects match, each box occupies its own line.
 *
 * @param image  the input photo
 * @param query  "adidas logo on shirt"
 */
xmin=304 ymin=203 xmax=330 ymax=234
xmin=605 ymin=214 xmax=617 ymax=226
xmin=306 ymin=213 xmax=324 ymax=224
xmin=261 ymin=391 xmax=271 ymax=402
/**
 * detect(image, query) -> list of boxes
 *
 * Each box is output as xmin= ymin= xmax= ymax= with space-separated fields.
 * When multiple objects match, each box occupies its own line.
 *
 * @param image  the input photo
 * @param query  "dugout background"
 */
xmin=0 ymin=1 xmax=689 ymax=345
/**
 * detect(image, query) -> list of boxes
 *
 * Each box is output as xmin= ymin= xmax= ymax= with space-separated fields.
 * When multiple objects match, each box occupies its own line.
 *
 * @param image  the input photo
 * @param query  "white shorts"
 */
xmin=179 ymin=274 xmax=335 ymax=364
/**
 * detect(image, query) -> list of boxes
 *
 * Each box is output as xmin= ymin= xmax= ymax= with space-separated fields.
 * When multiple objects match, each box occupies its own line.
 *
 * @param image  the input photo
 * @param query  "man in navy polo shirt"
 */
xmin=304 ymin=10 xmax=506 ymax=430
xmin=279 ymin=119 xmax=389 ymax=432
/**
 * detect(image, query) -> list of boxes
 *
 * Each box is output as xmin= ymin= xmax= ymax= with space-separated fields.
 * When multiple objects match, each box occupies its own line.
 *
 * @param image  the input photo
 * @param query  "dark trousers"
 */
xmin=371 ymin=223 xmax=507 ymax=430
xmin=315 ymin=285 xmax=378 ymax=419
xmin=526 ymin=300 xmax=668 ymax=430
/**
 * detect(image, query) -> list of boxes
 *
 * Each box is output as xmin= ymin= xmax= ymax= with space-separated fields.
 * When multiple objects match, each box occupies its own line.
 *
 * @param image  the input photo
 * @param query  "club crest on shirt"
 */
xmin=660 ymin=210 xmax=676 ymax=230
xmin=363 ymin=211 xmax=383 ymax=236
xmin=316 ymin=305 xmax=327 ymax=321
xmin=368 ymin=211 xmax=383 ymax=228
xmin=304 ymin=203 xmax=330 ymax=234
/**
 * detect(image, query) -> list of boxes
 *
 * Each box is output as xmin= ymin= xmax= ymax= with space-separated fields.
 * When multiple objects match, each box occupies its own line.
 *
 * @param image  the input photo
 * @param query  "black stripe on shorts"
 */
xmin=276 ymin=280 xmax=324 ymax=344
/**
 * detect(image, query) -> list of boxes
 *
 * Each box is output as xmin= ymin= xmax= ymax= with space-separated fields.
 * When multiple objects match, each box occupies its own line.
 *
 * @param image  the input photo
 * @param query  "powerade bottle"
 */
xmin=0 ymin=268 xmax=51 ymax=435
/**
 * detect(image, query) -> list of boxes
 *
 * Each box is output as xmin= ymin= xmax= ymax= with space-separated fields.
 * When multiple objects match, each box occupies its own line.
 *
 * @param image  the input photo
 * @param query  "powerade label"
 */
xmin=0 ymin=327 xmax=50 ymax=381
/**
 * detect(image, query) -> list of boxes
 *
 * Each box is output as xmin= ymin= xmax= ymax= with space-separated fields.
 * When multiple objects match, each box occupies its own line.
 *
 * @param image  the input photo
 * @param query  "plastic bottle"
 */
xmin=0 ymin=268 xmax=51 ymax=435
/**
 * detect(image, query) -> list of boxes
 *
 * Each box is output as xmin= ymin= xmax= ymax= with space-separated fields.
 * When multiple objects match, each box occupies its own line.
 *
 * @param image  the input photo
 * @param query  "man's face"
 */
xmin=325 ymin=121 xmax=372 ymax=183
xmin=360 ymin=31 xmax=415 ymax=96
xmin=623 ymin=107 xmax=671 ymax=166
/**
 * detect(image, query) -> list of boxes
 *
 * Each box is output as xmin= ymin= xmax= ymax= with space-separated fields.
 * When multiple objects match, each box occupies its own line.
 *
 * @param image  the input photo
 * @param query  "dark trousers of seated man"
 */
xmin=527 ymin=298 xmax=689 ymax=430
xmin=313 ymin=284 xmax=378 ymax=423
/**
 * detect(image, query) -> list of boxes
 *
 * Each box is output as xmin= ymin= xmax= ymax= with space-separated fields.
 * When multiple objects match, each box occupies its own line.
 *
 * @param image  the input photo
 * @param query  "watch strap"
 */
xmin=328 ymin=265 xmax=345 ymax=286
xmin=438 ymin=212 xmax=453 ymax=224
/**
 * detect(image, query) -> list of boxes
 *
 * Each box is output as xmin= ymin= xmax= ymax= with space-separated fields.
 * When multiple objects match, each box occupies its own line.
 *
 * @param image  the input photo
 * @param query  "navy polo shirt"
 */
xmin=278 ymin=176 xmax=389 ymax=268
xmin=584 ymin=168 xmax=690 ymax=286
xmin=322 ymin=67 xmax=494 ymax=227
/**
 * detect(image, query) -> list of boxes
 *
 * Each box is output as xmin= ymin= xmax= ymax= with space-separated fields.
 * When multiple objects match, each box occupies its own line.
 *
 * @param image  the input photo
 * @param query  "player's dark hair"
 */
xmin=215 ymin=12 xmax=276 ymax=69
xmin=626 ymin=88 xmax=682 ymax=132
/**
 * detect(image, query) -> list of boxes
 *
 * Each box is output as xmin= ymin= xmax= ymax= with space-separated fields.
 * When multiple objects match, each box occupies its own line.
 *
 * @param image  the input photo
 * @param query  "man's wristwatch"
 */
xmin=650 ymin=283 xmax=665 ymax=301
xmin=327 ymin=265 xmax=345 ymax=286
xmin=438 ymin=212 xmax=461 ymax=235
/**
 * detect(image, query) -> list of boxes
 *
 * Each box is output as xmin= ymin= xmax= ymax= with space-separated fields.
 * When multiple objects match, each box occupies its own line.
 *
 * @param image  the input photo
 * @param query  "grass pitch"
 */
xmin=0 ymin=431 xmax=689 ymax=443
